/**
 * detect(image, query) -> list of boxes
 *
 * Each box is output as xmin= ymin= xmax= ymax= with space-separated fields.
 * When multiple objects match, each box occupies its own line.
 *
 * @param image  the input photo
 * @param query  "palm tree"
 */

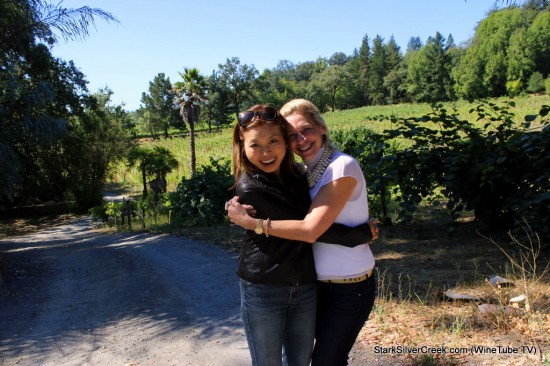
xmin=0 ymin=1 xmax=118 ymax=52
xmin=172 ymin=67 xmax=207 ymax=176
xmin=127 ymin=145 xmax=178 ymax=199
xmin=127 ymin=146 xmax=154 ymax=198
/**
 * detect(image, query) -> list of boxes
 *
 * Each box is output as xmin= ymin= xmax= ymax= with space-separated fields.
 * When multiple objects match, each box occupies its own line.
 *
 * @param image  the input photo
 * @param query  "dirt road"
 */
xmin=0 ymin=218 xmax=248 ymax=366
xmin=0 ymin=219 xmax=373 ymax=366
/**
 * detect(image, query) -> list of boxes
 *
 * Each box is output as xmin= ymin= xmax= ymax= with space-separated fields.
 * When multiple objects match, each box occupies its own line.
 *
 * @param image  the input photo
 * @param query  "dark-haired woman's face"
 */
xmin=242 ymin=124 xmax=287 ymax=175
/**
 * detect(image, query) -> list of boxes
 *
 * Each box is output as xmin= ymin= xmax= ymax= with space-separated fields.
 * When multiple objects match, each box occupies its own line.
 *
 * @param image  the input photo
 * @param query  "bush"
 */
xmin=506 ymin=79 xmax=523 ymax=97
xmin=332 ymin=127 xmax=401 ymax=224
xmin=169 ymin=158 xmax=233 ymax=226
xmin=367 ymin=100 xmax=550 ymax=239
xmin=89 ymin=199 xmax=138 ymax=228
xmin=527 ymin=72 xmax=545 ymax=93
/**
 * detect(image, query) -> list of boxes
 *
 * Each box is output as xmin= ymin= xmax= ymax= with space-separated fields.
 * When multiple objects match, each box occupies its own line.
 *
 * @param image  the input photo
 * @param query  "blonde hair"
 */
xmin=279 ymin=98 xmax=334 ymax=148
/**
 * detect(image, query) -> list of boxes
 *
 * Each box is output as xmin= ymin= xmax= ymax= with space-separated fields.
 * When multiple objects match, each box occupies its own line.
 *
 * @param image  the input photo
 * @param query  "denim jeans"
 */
xmin=240 ymin=279 xmax=317 ymax=366
xmin=311 ymin=272 xmax=377 ymax=366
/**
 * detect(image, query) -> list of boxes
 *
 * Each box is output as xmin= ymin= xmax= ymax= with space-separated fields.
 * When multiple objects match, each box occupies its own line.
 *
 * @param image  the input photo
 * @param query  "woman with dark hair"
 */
xmin=229 ymin=99 xmax=378 ymax=366
xmin=230 ymin=104 xmax=374 ymax=366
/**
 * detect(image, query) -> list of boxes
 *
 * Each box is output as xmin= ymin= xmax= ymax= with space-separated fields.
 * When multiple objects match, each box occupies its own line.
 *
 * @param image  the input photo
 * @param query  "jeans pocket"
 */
xmin=240 ymin=278 xmax=255 ymax=289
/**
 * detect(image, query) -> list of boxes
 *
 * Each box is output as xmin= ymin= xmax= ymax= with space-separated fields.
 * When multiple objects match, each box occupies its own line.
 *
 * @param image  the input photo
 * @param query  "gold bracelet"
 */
xmin=264 ymin=218 xmax=271 ymax=237
xmin=255 ymin=219 xmax=264 ymax=235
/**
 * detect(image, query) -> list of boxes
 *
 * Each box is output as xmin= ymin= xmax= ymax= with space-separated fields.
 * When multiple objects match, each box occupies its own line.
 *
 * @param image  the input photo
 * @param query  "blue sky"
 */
xmin=51 ymin=0 xmax=500 ymax=111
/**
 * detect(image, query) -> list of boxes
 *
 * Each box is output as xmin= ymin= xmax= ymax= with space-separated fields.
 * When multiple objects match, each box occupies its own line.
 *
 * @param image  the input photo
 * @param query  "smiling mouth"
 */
xmin=298 ymin=142 xmax=313 ymax=152
xmin=262 ymin=158 xmax=276 ymax=166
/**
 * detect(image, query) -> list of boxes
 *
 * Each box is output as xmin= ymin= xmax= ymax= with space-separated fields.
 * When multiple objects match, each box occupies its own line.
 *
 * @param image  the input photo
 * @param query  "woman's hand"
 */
xmin=368 ymin=218 xmax=380 ymax=241
xmin=225 ymin=196 xmax=256 ymax=230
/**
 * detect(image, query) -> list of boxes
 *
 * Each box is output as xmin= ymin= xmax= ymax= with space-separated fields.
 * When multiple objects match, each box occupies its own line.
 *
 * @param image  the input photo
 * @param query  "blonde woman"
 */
xmin=228 ymin=99 xmax=377 ymax=366
xmin=230 ymin=104 xmax=374 ymax=366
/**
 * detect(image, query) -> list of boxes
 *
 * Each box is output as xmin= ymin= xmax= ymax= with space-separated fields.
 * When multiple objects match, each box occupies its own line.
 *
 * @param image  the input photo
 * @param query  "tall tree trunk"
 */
xmin=190 ymin=121 xmax=196 ymax=176
xmin=141 ymin=167 xmax=148 ymax=198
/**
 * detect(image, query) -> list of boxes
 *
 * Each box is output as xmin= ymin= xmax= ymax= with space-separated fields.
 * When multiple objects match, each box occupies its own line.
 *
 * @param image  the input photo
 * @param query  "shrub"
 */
xmin=169 ymin=158 xmax=233 ymax=226
xmin=527 ymin=72 xmax=545 ymax=93
xmin=332 ymin=127 xmax=401 ymax=224
xmin=89 ymin=199 xmax=138 ymax=228
xmin=369 ymin=100 xmax=550 ymax=239
xmin=506 ymin=79 xmax=523 ymax=97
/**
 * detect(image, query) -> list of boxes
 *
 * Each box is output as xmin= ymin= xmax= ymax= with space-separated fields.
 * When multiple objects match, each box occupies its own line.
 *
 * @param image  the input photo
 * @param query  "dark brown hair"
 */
xmin=232 ymin=104 xmax=299 ymax=187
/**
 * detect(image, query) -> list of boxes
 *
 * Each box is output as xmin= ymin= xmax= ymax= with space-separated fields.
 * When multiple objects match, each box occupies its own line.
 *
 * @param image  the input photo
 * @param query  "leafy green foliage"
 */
xmin=169 ymin=158 xmax=233 ymax=226
xmin=217 ymin=57 xmax=259 ymax=117
xmin=406 ymin=32 xmax=455 ymax=103
xmin=453 ymin=7 xmax=545 ymax=100
xmin=140 ymin=73 xmax=181 ymax=138
xmin=332 ymin=100 xmax=549 ymax=240
xmin=0 ymin=0 xmax=119 ymax=209
xmin=331 ymin=127 xmax=401 ymax=223
xmin=527 ymin=72 xmax=546 ymax=92
xmin=377 ymin=100 xmax=550 ymax=238
xmin=127 ymin=145 xmax=178 ymax=199
xmin=64 ymin=90 xmax=132 ymax=212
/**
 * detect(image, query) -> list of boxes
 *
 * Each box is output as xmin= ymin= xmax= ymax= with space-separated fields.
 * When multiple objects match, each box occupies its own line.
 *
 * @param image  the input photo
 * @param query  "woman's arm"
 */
xmin=228 ymin=176 xmax=361 ymax=243
xmin=228 ymin=195 xmax=378 ymax=247
xmin=318 ymin=220 xmax=378 ymax=246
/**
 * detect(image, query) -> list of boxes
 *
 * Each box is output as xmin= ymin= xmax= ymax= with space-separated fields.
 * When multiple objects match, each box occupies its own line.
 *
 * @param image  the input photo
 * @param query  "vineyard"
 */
xmin=110 ymin=95 xmax=550 ymax=192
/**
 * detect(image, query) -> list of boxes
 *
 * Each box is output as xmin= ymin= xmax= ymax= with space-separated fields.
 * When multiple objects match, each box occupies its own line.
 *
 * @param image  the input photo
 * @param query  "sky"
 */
xmin=51 ymin=0 xmax=501 ymax=111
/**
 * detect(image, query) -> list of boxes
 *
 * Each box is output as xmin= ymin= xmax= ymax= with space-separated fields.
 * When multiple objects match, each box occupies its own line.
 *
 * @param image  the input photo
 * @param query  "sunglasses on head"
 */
xmin=237 ymin=106 xmax=279 ymax=127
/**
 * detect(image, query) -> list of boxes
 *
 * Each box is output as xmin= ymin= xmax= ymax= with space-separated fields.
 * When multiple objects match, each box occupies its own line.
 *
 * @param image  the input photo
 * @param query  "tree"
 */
xmin=357 ymin=34 xmax=371 ymax=105
xmin=337 ymin=50 xmax=364 ymax=108
xmin=141 ymin=73 xmax=180 ymax=138
xmin=65 ymin=89 xmax=132 ymax=211
xmin=368 ymin=35 xmax=388 ymax=105
xmin=308 ymin=64 xmax=350 ymax=112
xmin=0 ymin=1 xmax=117 ymax=52
xmin=217 ymin=57 xmax=259 ymax=118
xmin=328 ymin=52 xmax=349 ymax=66
xmin=527 ymin=11 xmax=550 ymax=77
xmin=0 ymin=0 xmax=117 ymax=206
xmin=173 ymin=67 xmax=207 ymax=176
xmin=383 ymin=36 xmax=405 ymax=104
xmin=506 ymin=27 xmax=535 ymax=92
xmin=408 ymin=32 xmax=455 ymax=102
xmin=453 ymin=7 xmax=533 ymax=99
xmin=127 ymin=145 xmax=178 ymax=200
xmin=406 ymin=36 xmax=423 ymax=52
xmin=254 ymin=65 xmax=306 ymax=108
xmin=204 ymin=71 xmax=232 ymax=131
xmin=294 ymin=61 xmax=317 ymax=82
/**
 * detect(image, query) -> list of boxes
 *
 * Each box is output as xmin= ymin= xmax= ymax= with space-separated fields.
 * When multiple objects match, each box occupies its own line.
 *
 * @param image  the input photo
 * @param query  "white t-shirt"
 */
xmin=311 ymin=150 xmax=376 ymax=280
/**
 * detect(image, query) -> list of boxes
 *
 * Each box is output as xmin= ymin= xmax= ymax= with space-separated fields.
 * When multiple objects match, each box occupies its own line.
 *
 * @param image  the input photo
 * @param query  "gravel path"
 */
xmin=0 ymin=218 xmax=248 ymax=366
xmin=0 ymin=218 xmax=374 ymax=366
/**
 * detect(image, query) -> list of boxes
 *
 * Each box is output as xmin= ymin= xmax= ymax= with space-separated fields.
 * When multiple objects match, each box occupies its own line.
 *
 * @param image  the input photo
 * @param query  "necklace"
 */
xmin=306 ymin=145 xmax=333 ymax=188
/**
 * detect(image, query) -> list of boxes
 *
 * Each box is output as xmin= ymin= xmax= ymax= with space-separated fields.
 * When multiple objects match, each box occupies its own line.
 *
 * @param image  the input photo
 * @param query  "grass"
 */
xmin=356 ymin=223 xmax=549 ymax=365
xmin=108 ymin=94 xmax=550 ymax=192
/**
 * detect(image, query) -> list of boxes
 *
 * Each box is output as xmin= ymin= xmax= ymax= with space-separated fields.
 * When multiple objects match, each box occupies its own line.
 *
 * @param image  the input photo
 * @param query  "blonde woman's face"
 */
xmin=286 ymin=113 xmax=326 ymax=162
xmin=241 ymin=124 xmax=287 ymax=175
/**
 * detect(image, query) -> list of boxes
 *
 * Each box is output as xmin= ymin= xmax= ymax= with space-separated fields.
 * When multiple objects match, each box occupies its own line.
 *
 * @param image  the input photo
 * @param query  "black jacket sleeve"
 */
xmin=318 ymin=222 xmax=374 ymax=247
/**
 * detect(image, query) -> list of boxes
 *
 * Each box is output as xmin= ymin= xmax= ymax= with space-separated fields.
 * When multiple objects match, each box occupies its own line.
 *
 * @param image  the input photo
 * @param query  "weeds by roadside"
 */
xmin=362 ymin=224 xmax=549 ymax=366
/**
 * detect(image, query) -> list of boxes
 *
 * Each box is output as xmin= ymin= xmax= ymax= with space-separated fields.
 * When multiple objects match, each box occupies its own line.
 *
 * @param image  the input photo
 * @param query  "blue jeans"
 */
xmin=240 ymin=279 xmax=317 ymax=366
xmin=312 ymin=272 xmax=377 ymax=366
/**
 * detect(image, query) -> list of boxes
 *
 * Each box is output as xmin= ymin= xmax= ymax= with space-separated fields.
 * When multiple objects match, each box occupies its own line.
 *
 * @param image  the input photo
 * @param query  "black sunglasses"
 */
xmin=237 ymin=107 xmax=279 ymax=127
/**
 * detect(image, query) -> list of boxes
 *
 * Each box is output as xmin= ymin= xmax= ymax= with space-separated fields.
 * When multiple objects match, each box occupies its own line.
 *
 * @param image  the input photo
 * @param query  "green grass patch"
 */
xmin=109 ymin=95 xmax=550 ymax=191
